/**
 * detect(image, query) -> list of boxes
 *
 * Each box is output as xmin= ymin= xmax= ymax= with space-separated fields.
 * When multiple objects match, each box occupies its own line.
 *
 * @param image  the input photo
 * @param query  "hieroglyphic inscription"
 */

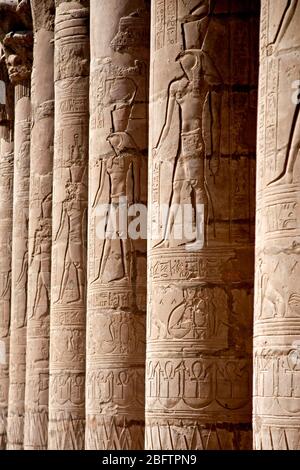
xmin=48 ymin=1 xmax=89 ymax=450
xmin=0 ymin=67 xmax=13 ymax=448
xmin=86 ymin=1 xmax=149 ymax=450
xmin=254 ymin=0 xmax=300 ymax=450
xmin=24 ymin=0 xmax=55 ymax=450
xmin=147 ymin=0 xmax=258 ymax=450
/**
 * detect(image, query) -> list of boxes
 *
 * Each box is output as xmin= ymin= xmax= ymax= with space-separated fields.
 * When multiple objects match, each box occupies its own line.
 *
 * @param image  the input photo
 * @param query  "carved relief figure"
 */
xmin=268 ymin=0 xmax=300 ymax=185
xmin=29 ymin=218 xmax=51 ymax=320
xmin=92 ymin=55 xmax=145 ymax=284
xmin=93 ymin=132 xmax=141 ymax=284
xmin=67 ymin=133 xmax=85 ymax=183
xmin=0 ymin=240 xmax=11 ymax=338
xmin=15 ymin=236 xmax=28 ymax=329
xmin=154 ymin=45 xmax=221 ymax=248
xmin=167 ymin=286 xmax=227 ymax=340
xmin=55 ymin=182 xmax=86 ymax=304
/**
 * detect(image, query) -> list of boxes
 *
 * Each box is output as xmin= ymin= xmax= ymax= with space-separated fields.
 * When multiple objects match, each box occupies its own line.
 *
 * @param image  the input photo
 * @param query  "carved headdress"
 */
xmin=181 ymin=0 xmax=217 ymax=50
xmin=110 ymin=8 xmax=150 ymax=52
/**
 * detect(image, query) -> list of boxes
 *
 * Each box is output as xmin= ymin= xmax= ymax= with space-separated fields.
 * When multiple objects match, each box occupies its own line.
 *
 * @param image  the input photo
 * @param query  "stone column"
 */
xmin=86 ymin=0 xmax=149 ymax=450
xmin=146 ymin=1 xmax=259 ymax=450
xmin=0 ymin=53 xmax=14 ymax=450
xmin=48 ymin=0 xmax=89 ymax=450
xmin=254 ymin=0 xmax=300 ymax=450
xmin=23 ymin=0 xmax=54 ymax=450
xmin=7 ymin=79 xmax=31 ymax=451
xmin=0 ymin=0 xmax=33 ymax=449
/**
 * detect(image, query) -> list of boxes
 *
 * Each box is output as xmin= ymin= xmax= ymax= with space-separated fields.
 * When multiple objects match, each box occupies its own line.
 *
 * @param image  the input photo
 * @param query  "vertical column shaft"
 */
xmin=254 ymin=0 xmax=300 ymax=450
xmin=86 ymin=0 xmax=149 ymax=450
xmin=24 ymin=0 xmax=54 ymax=450
xmin=2 ymin=1 xmax=33 ymax=450
xmin=146 ymin=0 xmax=259 ymax=450
xmin=7 ymin=80 xmax=31 ymax=450
xmin=0 ymin=59 xmax=14 ymax=449
xmin=48 ymin=0 xmax=89 ymax=450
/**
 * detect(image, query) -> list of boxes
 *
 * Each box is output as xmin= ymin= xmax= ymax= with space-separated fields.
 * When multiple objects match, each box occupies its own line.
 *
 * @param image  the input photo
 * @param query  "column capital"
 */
xmin=0 ymin=47 xmax=13 ymax=126
xmin=0 ymin=0 xmax=32 ymax=85
xmin=0 ymin=59 xmax=8 ymax=123
xmin=31 ymin=0 xmax=54 ymax=33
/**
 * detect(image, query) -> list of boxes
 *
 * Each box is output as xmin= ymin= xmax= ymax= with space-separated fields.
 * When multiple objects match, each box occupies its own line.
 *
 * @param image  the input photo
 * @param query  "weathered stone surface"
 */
xmin=86 ymin=0 xmax=149 ymax=450
xmin=23 ymin=0 xmax=54 ymax=450
xmin=0 ymin=1 xmax=33 ymax=86
xmin=0 ymin=0 xmax=32 ymax=450
xmin=254 ymin=0 xmax=300 ymax=450
xmin=146 ymin=0 xmax=259 ymax=450
xmin=0 ymin=50 xmax=14 ymax=450
xmin=48 ymin=0 xmax=89 ymax=450
xmin=6 ymin=82 xmax=31 ymax=450
xmin=1 ymin=0 xmax=300 ymax=452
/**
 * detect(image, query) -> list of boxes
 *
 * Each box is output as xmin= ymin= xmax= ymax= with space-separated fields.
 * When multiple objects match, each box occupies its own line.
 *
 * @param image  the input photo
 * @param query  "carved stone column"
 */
xmin=48 ymin=0 xmax=89 ymax=450
xmin=0 ymin=0 xmax=33 ymax=450
xmin=0 ymin=52 xmax=14 ymax=450
xmin=23 ymin=0 xmax=54 ymax=450
xmin=254 ymin=0 xmax=300 ymax=450
xmin=147 ymin=1 xmax=259 ymax=450
xmin=86 ymin=0 xmax=149 ymax=450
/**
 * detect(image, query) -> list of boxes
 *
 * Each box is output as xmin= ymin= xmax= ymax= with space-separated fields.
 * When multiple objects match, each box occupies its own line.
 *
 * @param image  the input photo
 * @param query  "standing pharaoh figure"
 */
xmin=86 ymin=1 xmax=149 ymax=450
xmin=48 ymin=2 xmax=89 ymax=449
xmin=54 ymin=182 xmax=86 ymax=305
xmin=29 ymin=218 xmax=51 ymax=320
xmin=154 ymin=47 xmax=221 ymax=248
xmin=147 ymin=0 xmax=258 ymax=450
xmin=93 ymin=131 xmax=141 ymax=284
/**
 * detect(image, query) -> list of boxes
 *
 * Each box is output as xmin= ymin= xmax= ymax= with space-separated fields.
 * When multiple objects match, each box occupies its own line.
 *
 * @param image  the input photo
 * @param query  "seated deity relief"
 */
xmin=51 ymin=328 xmax=84 ymax=364
xmin=256 ymin=255 xmax=300 ymax=321
xmin=88 ymin=311 xmax=145 ymax=357
xmin=150 ymin=284 xmax=228 ymax=347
